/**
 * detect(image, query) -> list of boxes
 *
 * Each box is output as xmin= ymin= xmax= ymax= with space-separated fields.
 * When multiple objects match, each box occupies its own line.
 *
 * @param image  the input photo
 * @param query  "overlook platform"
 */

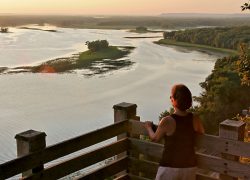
xmin=0 ymin=102 xmax=250 ymax=180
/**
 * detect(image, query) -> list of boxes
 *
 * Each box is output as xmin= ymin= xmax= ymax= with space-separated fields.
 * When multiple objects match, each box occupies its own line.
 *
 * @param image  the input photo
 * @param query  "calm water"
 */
xmin=0 ymin=26 xmax=223 ymax=164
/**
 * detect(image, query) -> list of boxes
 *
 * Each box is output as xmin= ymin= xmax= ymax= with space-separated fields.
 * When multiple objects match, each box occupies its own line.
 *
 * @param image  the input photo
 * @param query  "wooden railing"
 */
xmin=0 ymin=102 xmax=250 ymax=180
xmin=128 ymin=120 xmax=250 ymax=180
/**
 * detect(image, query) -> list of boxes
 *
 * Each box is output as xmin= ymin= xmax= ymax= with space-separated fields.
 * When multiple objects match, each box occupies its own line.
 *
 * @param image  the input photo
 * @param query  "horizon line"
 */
xmin=0 ymin=12 xmax=250 ymax=16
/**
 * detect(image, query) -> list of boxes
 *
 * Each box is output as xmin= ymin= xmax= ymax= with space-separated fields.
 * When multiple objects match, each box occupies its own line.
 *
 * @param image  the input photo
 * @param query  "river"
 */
xmin=0 ymin=26 xmax=223 ymax=165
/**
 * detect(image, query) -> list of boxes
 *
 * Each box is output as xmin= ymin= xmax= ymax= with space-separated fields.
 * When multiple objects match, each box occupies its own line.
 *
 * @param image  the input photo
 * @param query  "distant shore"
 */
xmin=2 ymin=14 xmax=250 ymax=31
xmin=155 ymin=39 xmax=238 ymax=55
xmin=19 ymin=27 xmax=58 ymax=32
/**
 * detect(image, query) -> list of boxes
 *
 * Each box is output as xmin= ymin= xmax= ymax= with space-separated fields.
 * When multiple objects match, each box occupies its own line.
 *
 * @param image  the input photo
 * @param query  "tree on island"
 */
xmin=0 ymin=27 xmax=8 ymax=33
xmin=85 ymin=40 xmax=109 ymax=52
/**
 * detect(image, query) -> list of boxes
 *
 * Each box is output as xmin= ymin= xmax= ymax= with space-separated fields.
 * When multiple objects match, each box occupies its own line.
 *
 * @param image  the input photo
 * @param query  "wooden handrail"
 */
xmin=24 ymin=138 xmax=129 ymax=180
xmin=0 ymin=120 xmax=128 ymax=179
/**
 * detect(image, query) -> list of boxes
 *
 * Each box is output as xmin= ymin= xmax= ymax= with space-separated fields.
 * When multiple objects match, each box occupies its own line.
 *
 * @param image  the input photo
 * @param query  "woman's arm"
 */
xmin=144 ymin=116 xmax=174 ymax=142
xmin=193 ymin=115 xmax=205 ymax=134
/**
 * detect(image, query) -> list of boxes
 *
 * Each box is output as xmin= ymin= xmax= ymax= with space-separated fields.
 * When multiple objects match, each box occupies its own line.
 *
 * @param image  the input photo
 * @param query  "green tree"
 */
xmin=1 ymin=27 xmax=8 ymax=33
xmin=163 ymin=26 xmax=250 ymax=50
xmin=85 ymin=40 xmax=109 ymax=52
xmin=194 ymin=53 xmax=250 ymax=135
xmin=237 ymin=43 xmax=250 ymax=86
xmin=242 ymin=1 xmax=250 ymax=11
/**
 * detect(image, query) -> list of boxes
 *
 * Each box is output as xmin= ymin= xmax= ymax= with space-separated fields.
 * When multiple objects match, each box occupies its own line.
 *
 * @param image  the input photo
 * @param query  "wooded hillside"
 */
xmin=163 ymin=26 xmax=250 ymax=50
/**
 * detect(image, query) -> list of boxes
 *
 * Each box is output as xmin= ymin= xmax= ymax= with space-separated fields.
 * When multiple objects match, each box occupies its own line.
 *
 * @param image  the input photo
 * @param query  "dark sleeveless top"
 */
xmin=159 ymin=113 xmax=197 ymax=168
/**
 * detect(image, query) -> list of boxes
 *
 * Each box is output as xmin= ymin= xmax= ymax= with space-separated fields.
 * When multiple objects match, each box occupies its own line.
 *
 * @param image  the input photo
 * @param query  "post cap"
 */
xmin=15 ymin=130 xmax=46 ymax=142
xmin=220 ymin=119 xmax=245 ymax=129
xmin=113 ymin=102 xmax=137 ymax=110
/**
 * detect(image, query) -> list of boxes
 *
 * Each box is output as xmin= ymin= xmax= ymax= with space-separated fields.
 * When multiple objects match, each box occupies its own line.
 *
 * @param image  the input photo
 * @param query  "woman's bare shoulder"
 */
xmin=159 ymin=115 xmax=176 ymax=135
xmin=160 ymin=115 xmax=175 ymax=125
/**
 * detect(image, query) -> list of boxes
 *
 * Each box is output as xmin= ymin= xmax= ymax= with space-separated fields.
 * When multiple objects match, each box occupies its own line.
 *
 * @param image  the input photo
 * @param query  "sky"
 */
xmin=0 ymin=0 xmax=249 ymax=15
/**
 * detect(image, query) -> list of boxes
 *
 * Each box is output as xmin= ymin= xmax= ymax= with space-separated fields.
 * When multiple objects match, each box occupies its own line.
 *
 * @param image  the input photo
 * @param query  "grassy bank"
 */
xmin=155 ymin=39 xmax=238 ymax=55
xmin=78 ymin=46 xmax=130 ymax=61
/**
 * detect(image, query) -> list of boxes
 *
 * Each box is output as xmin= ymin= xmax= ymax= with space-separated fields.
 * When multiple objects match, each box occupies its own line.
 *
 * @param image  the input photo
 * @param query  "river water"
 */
xmin=0 ymin=26 xmax=223 ymax=165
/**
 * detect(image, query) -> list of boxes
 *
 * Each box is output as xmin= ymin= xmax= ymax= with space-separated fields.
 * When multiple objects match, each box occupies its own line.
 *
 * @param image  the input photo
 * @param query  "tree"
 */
xmin=242 ymin=1 xmax=250 ymax=11
xmin=194 ymin=54 xmax=250 ymax=134
xmin=85 ymin=40 xmax=109 ymax=52
xmin=1 ymin=27 xmax=8 ymax=33
xmin=237 ymin=43 xmax=250 ymax=86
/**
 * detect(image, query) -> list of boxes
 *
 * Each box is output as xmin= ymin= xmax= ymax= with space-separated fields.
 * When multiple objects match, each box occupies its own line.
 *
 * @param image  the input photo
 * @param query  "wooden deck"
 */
xmin=0 ymin=102 xmax=250 ymax=180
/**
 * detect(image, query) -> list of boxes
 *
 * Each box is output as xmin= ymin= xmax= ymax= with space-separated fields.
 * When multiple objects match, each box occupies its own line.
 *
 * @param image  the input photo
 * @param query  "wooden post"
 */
xmin=113 ymin=102 xmax=137 ymax=122
xmin=15 ymin=130 xmax=46 ymax=178
xmin=113 ymin=102 xmax=138 ymax=139
xmin=113 ymin=102 xmax=138 ymax=177
xmin=219 ymin=119 xmax=246 ymax=180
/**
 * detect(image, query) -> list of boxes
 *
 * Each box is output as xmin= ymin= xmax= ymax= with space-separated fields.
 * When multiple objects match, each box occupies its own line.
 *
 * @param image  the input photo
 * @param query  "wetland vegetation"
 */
xmin=2 ymin=40 xmax=135 ymax=76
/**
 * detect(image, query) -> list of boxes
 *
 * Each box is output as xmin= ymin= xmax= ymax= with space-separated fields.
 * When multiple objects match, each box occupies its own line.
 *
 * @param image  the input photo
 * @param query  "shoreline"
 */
xmin=19 ymin=27 xmax=58 ymax=32
xmin=155 ymin=39 xmax=238 ymax=56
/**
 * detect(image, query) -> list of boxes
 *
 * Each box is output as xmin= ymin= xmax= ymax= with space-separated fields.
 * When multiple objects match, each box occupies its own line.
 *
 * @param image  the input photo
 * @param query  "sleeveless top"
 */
xmin=159 ymin=113 xmax=197 ymax=168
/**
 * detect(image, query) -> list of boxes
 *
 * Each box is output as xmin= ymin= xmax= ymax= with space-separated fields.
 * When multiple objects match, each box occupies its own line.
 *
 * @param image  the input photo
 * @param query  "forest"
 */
xmin=194 ymin=44 xmax=250 ymax=134
xmin=163 ymin=26 xmax=250 ymax=50
xmin=159 ymin=24 xmax=250 ymax=135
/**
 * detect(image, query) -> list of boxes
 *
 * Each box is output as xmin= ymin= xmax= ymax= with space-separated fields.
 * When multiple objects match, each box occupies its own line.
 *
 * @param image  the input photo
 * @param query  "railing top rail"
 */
xmin=0 ymin=119 xmax=129 ymax=179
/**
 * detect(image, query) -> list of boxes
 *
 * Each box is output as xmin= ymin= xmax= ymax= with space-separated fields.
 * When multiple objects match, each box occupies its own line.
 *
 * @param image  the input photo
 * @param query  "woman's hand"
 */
xmin=144 ymin=121 xmax=153 ymax=129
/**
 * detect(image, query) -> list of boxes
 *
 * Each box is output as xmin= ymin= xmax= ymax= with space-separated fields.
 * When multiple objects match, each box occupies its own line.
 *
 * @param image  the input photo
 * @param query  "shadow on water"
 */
xmin=81 ymin=58 xmax=135 ymax=77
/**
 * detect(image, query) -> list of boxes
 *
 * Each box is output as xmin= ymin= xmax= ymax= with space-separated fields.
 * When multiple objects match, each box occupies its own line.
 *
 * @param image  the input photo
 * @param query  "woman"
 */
xmin=144 ymin=84 xmax=204 ymax=180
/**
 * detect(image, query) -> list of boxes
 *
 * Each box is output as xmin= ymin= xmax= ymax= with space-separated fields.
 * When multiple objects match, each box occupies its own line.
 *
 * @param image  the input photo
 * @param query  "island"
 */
xmin=129 ymin=26 xmax=163 ymax=34
xmin=2 ymin=40 xmax=135 ymax=76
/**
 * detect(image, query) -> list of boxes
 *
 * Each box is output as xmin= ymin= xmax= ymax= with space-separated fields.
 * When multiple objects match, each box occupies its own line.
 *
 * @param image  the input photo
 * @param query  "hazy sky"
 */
xmin=0 ymin=0 xmax=248 ymax=15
